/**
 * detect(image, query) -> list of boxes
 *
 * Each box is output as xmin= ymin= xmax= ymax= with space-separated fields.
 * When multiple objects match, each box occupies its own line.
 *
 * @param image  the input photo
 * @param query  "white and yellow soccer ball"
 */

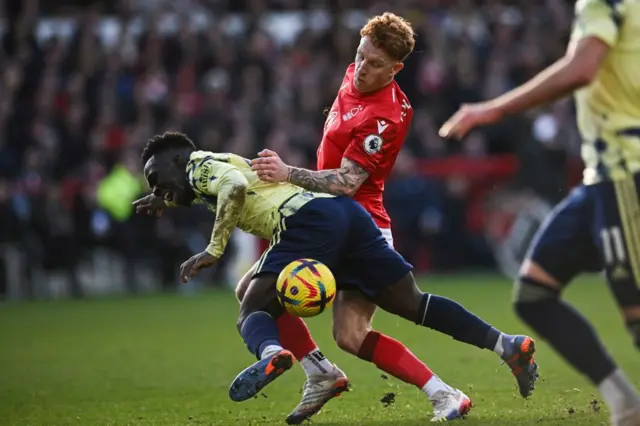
xmin=276 ymin=259 xmax=337 ymax=318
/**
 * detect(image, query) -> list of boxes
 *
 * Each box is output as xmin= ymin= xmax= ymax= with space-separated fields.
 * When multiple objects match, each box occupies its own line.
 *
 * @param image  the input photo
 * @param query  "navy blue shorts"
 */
xmin=527 ymin=174 xmax=640 ymax=306
xmin=255 ymin=196 xmax=413 ymax=298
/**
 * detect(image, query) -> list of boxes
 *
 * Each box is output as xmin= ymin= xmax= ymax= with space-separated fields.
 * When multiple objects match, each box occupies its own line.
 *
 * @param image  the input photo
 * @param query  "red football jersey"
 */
xmin=317 ymin=63 xmax=413 ymax=229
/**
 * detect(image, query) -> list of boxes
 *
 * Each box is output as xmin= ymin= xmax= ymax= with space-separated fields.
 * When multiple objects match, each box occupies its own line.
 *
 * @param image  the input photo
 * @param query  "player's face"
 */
xmin=354 ymin=36 xmax=403 ymax=93
xmin=144 ymin=156 xmax=194 ymax=206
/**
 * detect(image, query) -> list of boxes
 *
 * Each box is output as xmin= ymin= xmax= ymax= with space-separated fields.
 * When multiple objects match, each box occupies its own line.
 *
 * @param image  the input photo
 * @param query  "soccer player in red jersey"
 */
xmin=247 ymin=13 xmax=537 ymax=424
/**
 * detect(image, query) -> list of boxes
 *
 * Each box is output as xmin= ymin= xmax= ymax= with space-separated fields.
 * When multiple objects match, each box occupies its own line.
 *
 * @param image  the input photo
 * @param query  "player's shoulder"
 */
xmin=575 ymin=0 xmax=632 ymax=16
xmin=189 ymin=151 xmax=244 ymax=177
xmin=369 ymin=81 xmax=410 ymax=112
xmin=359 ymin=88 xmax=411 ymax=132
xmin=339 ymin=63 xmax=356 ymax=90
xmin=191 ymin=151 xmax=243 ymax=164
xmin=189 ymin=150 xmax=217 ymax=167
xmin=346 ymin=62 xmax=356 ymax=74
xmin=188 ymin=152 xmax=247 ymax=191
xmin=579 ymin=0 xmax=637 ymax=7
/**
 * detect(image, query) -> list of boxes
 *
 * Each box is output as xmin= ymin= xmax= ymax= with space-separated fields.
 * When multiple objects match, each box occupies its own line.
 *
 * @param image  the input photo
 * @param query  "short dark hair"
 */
xmin=141 ymin=132 xmax=197 ymax=166
xmin=360 ymin=13 xmax=415 ymax=62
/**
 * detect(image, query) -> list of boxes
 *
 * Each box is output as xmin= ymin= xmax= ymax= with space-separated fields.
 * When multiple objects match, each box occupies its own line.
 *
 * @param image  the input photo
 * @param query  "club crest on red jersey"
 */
xmin=325 ymin=111 xmax=338 ymax=131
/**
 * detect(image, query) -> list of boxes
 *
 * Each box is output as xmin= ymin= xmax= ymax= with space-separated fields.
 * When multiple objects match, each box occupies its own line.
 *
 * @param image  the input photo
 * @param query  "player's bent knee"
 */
xmin=235 ymin=278 xmax=250 ymax=302
xmin=331 ymin=291 xmax=377 ymax=354
xmin=513 ymin=260 xmax=563 ymax=310
xmin=333 ymin=324 xmax=371 ymax=355
xmin=513 ymin=276 xmax=560 ymax=304
xmin=371 ymin=273 xmax=423 ymax=321
xmin=236 ymin=274 xmax=280 ymax=332
xmin=513 ymin=275 xmax=561 ymax=322
xmin=235 ymin=262 xmax=259 ymax=302
xmin=332 ymin=309 xmax=374 ymax=355
xmin=518 ymin=260 xmax=562 ymax=289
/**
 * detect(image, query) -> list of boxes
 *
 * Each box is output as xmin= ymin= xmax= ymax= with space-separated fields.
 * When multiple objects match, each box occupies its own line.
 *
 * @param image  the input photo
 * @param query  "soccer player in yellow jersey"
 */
xmin=134 ymin=132 xmax=542 ymax=422
xmin=440 ymin=0 xmax=640 ymax=424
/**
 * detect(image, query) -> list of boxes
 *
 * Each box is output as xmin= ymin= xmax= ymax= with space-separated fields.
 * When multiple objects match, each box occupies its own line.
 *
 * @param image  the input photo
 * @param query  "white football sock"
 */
xmin=300 ymin=349 xmax=334 ymax=376
xmin=598 ymin=369 xmax=640 ymax=414
xmin=493 ymin=333 xmax=507 ymax=357
xmin=260 ymin=344 xmax=283 ymax=360
xmin=422 ymin=375 xmax=450 ymax=399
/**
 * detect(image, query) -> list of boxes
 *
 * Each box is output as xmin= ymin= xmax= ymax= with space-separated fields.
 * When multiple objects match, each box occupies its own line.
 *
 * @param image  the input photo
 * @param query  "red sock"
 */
xmin=358 ymin=331 xmax=433 ymax=388
xmin=276 ymin=312 xmax=318 ymax=360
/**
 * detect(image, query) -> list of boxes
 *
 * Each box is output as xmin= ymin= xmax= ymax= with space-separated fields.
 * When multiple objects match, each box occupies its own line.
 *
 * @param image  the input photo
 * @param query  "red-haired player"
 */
xmin=247 ymin=13 xmax=536 ymax=424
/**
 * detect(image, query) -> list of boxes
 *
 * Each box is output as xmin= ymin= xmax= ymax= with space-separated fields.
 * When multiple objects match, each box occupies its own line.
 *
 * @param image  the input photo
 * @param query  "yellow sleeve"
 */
xmin=573 ymin=0 xmax=624 ymax=46
xmin=190 ymin=158 xmax=244 ymax=196
xmin=192 ymin=158 xmax=249 ymax=258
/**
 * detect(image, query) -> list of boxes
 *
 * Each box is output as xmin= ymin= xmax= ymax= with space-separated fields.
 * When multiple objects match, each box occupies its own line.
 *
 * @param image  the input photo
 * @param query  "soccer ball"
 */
xmin=276 ymin=259 xmax=337 ymax=318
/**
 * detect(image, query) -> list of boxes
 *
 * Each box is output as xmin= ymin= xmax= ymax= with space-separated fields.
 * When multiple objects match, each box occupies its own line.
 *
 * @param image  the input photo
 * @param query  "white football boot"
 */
xmin=285 ymin=364 xmax=349 ymax=425
xmin=430 ymin=387 xmax=473 ymax=422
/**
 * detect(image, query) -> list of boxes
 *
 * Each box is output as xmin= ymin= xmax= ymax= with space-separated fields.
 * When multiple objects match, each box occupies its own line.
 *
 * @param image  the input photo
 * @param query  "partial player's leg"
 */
xmin=237 ymin=262 xmax=335 ymax=375
xmin=281 ymin=291 xmax=364 ymax=425
xmin=513 ymin=184 xmax=640 ymax=424
xmin=230 ymin=198 xmax=351 ymax=409
xmin=599 ymin=177 xmax=640 ymax=425
xmin=234 ymin=261 xmax=258 ymax=302
xmin=331 ymin=290 xmax=471 ymax=422
xmin=230 ymin=273 xmax=295 ymax=402
xmin=236 ymin=260 xmax=342 ymax=419
xmin=369 ymin=272 xmax=538 ymax=399
xmin=605 ymin=177 xmax=640 ymax=350
xmin=337 ymin=196 xmax=538 ymax=398
xmin=276 ymin=225 xmax=406 ymax=424
xmin=334 ymin=231 xmax=450 ymax=397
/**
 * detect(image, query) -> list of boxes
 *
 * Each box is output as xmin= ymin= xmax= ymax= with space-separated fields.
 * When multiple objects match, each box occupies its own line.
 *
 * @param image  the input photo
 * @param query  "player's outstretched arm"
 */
xmin=180 ymin=166 xmax=248 ymax=283
xmin=205 ymin=169 xmax=248 ymax=259
xmin=439 ymin=36 xmax=610 ymax=140
xmin=251 ymin=149 xmax=369 ymax=197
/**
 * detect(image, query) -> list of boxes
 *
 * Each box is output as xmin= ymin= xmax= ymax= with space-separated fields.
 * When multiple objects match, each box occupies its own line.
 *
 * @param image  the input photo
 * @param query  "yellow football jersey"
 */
xmin=185 ymin=151 xmax=332 ymax=257
xmin=571 ymin=0 xmax=640 ymax=184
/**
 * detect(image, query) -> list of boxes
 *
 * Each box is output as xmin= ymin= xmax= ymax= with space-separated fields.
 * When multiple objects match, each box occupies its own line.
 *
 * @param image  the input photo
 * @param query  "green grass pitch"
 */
xmin=1 ymin=274 xmax=638 ymax=425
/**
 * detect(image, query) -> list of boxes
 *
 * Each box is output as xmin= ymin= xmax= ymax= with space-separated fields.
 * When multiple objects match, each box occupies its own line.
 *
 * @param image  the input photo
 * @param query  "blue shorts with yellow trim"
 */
xmin=526 ymin=174 xmax=640 ymax=306
xmin=254 ymin=196 xmax=413 ymax=298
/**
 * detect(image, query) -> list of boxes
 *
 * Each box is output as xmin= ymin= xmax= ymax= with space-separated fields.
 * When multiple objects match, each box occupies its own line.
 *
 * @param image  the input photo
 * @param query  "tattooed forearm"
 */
xmin=206 ymin=183 xmax=246 ymax=258
xmin=287 ymin=159 xmax=369 ymax=196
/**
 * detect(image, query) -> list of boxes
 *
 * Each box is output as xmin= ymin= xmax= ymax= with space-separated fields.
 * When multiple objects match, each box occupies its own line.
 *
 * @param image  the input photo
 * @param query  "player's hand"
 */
xmin=251 ymin=149 xmax=290 ymax=183
xmin=438 ymin=102 xmax=503 ymax=140
xmin=132 ymin=194 xmax=165 ymax=217
xmin=179 ymin=251 xmax=218 ymax=283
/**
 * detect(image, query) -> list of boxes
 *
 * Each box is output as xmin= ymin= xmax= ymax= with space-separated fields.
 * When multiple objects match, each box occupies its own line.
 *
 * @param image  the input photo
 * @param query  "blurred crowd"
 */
xmin=0 ymin=0 xmax=581 ymax=298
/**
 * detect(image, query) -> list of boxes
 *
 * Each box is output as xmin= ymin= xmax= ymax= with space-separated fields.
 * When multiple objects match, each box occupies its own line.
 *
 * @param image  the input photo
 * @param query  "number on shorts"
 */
xmin=601 ymin=226 xmax=626 ymax=265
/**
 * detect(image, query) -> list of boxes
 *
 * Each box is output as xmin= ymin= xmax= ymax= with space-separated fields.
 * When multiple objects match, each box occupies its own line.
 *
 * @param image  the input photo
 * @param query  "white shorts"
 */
xmin=380 ymin=228 xmax=394 ymax=248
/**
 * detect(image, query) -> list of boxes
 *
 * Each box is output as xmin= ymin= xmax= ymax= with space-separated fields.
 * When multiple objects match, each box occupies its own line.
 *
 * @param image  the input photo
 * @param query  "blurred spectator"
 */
xmin=385 ymin=150 xmax=443 ymax=267
xmin=0 ymin=0 xmax=581 ymax=298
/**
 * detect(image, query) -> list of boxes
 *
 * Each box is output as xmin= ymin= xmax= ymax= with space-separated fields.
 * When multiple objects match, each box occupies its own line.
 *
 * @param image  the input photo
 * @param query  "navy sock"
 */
xmin=416 ymin=293 xmax=500 ymax=350
xmin=240 ymin=311 xmax=281 ymax=359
